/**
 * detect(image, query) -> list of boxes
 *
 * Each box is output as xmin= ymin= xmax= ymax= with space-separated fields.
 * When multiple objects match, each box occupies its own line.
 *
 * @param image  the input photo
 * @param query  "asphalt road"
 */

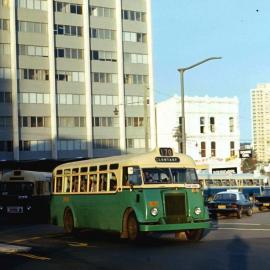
xmin=1 ymin=211 xmax=270 ymax=270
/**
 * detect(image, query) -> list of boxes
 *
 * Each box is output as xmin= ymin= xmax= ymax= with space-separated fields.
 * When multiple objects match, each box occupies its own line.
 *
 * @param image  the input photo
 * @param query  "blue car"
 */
xmin=255 ymin=187 xmax=270 ymax=211
xmin=208 ymin=190 xmax=253 ymax=219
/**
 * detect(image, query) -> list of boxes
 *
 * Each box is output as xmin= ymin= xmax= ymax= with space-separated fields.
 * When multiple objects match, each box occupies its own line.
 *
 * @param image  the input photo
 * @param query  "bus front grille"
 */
xmin=164 ymin=193 xmax=187 ymax=224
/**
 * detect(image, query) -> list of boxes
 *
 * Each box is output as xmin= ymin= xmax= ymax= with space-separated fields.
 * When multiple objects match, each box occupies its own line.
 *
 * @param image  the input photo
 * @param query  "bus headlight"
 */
xmin=150 ymin=207 xmax=158 ymax=216
xmin=0 ymin=206 xmax=3 ymax=211
xmin=26 ymin=206 xmax=32 ymax=211
xmin=194 ymin=207 xmax=202 ymax=215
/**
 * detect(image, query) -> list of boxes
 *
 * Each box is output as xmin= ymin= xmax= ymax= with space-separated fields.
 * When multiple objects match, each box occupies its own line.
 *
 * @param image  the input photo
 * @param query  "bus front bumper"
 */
xmin=139 ymin=220 xmax=211 ymax=232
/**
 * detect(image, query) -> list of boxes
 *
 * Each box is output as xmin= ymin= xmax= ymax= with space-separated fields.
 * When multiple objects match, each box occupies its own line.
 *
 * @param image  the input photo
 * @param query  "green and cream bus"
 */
xmin=50 ymin=148 xmax=210 ymax=241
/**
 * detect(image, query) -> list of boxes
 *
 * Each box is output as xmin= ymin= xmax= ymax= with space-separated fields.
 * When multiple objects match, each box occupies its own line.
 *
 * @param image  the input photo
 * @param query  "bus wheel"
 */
xmin=185 ymin=229 xmax=204 ymax=241
xmin=64 ymin=208 xmax=75 ymax=234
xmin=127 ymin=213 xmax=139 ymax=241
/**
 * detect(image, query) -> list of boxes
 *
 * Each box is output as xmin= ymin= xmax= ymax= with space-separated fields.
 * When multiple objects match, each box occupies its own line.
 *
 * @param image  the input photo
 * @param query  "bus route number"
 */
xmin=159 ymin=148 xmax=173 ymax=157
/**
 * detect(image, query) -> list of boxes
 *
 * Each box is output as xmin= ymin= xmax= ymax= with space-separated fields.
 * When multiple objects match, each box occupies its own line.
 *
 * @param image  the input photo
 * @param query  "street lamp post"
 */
xmin=177 ymin=57 xmax=222 ymax=154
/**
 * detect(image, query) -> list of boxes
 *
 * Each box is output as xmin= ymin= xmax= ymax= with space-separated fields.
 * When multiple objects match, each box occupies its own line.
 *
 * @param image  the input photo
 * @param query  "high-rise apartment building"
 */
xmin=0 ymin=0 xmax=156 ymax=161
xmin=251 ymin=83 xmax=270 ymax=162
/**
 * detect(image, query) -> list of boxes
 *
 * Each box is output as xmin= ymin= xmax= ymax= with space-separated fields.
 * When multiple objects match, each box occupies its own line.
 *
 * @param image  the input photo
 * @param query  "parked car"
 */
xmin=255 ymin=187 xmax=270 ymax=211
xmin=208 ymin=190 xmax=253 ymax=219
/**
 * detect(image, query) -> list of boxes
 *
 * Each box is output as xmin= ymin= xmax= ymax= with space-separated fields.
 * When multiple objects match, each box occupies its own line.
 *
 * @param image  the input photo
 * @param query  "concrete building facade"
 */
xmin=0 ymin=0 xmax=156 ymax=160
xmin=156 ymin=95 xmax=240 ymax=164
xmin=251 ymin=83 xmax=270 ymax=163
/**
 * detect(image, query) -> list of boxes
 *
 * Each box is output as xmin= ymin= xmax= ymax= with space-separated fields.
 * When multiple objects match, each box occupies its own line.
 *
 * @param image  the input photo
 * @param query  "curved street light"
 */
xmin=177 ymin=57 xmax=222 ymax=154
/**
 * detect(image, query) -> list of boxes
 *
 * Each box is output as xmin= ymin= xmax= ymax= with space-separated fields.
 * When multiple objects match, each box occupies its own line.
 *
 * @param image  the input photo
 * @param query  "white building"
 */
xmin=156 ymin=95 xmax=241 ymax=172
xmin=251 ymin=83 xmax=270 ymax=163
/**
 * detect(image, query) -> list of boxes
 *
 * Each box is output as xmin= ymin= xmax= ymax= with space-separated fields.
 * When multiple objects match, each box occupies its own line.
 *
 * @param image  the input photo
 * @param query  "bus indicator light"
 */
xmin=148 ymin=201 xmax=158 ymax=207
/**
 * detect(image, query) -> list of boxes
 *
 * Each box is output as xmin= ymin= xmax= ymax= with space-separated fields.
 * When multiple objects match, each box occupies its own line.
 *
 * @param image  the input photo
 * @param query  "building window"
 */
xmin=58 ymin=140 xmax=86 ymax=151
xmin=20 ymin=140 xmax=51 ymax=151
xmin=19 ymin=92 xmax=49 ymax=104
xmin=54 ymin=24 xmax=82 ymax=36
xmin=126 ymin=138 xmax=145 ymax=149
xmin=55 ymin=47 xmax=83 ymax=59
xmin=93 ymin=117 xmax=119 ymax=127
xmin=56 ymin=71 xmax=84 ymax=82
xmin=125 ymin=96 xmax=144 ymax=106
xmin=0 ymin=92 xmax=12 ymax=103
xmin=93 ymin=95 xmax=118 ymax=106
xmin=90 ymin=6 xmax=114 ymax=17
xmin=210 ymin=117 xmax=215 ymax=133
xmin=57 ymin=94 xmax=85 ymax=105
xmin=0 ymin=141 xmax=13 ymax=152
xmin=211 ymin=141 xmax=216 ymax=157
xmin=90 ymin=50 xmax=117 ymax=62
xmin=20 ymin=116 xmax=50 ymax=127
xmin=17 ymin=21 xmax=47 ymax=33
xmin=0 ymin=43 xmax=10 ymax=55
xmin=229 ymin=117 xmax=234 ymax=132
xmin=124 ymin=53 xmax=148 ymax=64
xmin=53 ymin=1 xmax=82 ymax=14
xmin=122 ymin=10 xmax=146 ymax=22
xmin=230 ymin=141 xmax=235 ymax=157
xmin=93 ymin=139 xmax=119 ymax=149
xmin=19 ymin=69 xmax=49 ymax=80
xmin=18 ymin=44 xmax=48 ymax=57
xmin=58 ymin=117 xmax=86 ymax=128
xmin=200 ymin=117 xmax=205 ymax=134
xmin=125 ymin=117 xmax=144 ymax=127
xmin=123 ymin=31 xmax=147 ymax=43
xmin=0 ymin=117 xmax=12 ymax=127
xmin=0 ymin=19 xmax=10 ymax=31
xmin=124 ymin=74 xmax=148 ymax=85
xmin=90 ymin=28 xmax=115 ymax=40
xmin=16 ymin=0 xmax=47 ymax=11
xmin=92 ymin=72 xmax=117 ymax=84
xmin=0 ymin=0 xmax=9 ymax=7
xmin=201 ymin=141 xmax=206 ymax=158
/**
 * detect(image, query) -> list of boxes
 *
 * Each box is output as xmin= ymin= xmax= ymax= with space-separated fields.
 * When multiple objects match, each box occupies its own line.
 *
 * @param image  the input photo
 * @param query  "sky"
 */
xmin=152 ymin=0 xmax=270 ymax=143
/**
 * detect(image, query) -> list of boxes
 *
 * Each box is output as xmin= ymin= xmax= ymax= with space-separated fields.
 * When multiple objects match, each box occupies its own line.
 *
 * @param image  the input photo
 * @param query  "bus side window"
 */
xmin=109 ymin=172 xmax=117 ymax=191
xmin=99 ymin=173 xmax=107 ymax=192
xmin=72 ymin=176 xmax=79 ymax=192
xmin=80 ymin=175 xmax=88 ymax=192
xmin=56 ymin=177 xmax=62 ymax=193
xmin=36 ymin=181 xmax=44 ymax=195
xmin=65 ymin=176 xmax=71 ymax=192
xmin=89 ymin=174 xmax=97 ymax=192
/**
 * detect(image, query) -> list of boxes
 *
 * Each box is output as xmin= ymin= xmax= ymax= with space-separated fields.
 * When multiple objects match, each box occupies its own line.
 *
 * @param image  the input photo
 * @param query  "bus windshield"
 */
xmin=0 ymin=182 xmax=34 ymax=196
xmin=142 ymin=168 xmax=198 ymax=184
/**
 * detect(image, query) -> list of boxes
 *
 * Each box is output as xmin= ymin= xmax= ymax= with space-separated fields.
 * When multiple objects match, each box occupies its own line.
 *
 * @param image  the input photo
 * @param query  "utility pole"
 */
xmin=144 ymin=87 xmax=149 ymax=151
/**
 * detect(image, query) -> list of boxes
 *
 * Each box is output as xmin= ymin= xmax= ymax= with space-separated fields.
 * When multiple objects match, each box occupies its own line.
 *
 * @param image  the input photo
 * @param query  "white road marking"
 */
xmin=216 ymin=227 xmax=270 ymax=231
xmin=0 ymin=243 xmax=31 ymax=254
xmin=217 ymin=223 xmax=262 ymax=226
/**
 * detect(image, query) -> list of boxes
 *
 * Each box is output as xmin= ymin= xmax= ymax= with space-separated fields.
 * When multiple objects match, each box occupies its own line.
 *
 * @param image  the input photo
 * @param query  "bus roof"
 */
xmin=53 ymin=148 xmax=196 ymax=172
xmin=0 ymin=170 xmax=52 ymax=182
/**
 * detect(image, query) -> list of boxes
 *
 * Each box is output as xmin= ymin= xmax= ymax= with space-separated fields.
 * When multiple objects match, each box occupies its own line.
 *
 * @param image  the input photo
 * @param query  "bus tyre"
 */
xmin=127 ymin=213 xmax=139 ymax=241
xmin=64 ymin=208 xmax=75 ymax=234
xmin=185 ymin=229 xmax=204 ymax=241
xmin=237 ymin=208 xmax=242 ymax=219
xmin=247 ymin=208 xmax=253 ymax=216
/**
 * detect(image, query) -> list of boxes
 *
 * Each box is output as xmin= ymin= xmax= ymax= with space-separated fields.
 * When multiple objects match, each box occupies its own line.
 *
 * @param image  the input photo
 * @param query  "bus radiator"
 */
xmin=164 ymin=193 xmax=187 ymax=224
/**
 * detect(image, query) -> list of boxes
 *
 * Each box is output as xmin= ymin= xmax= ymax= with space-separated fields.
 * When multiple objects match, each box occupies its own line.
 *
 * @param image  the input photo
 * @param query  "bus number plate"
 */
xmin=7 ymin=206 xmax=23 ymax=214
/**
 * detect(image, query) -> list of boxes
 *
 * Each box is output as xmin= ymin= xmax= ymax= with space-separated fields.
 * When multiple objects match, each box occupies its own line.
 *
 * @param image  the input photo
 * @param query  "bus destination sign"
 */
xmin=155 ymin=157 xmax=180 ymax=163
